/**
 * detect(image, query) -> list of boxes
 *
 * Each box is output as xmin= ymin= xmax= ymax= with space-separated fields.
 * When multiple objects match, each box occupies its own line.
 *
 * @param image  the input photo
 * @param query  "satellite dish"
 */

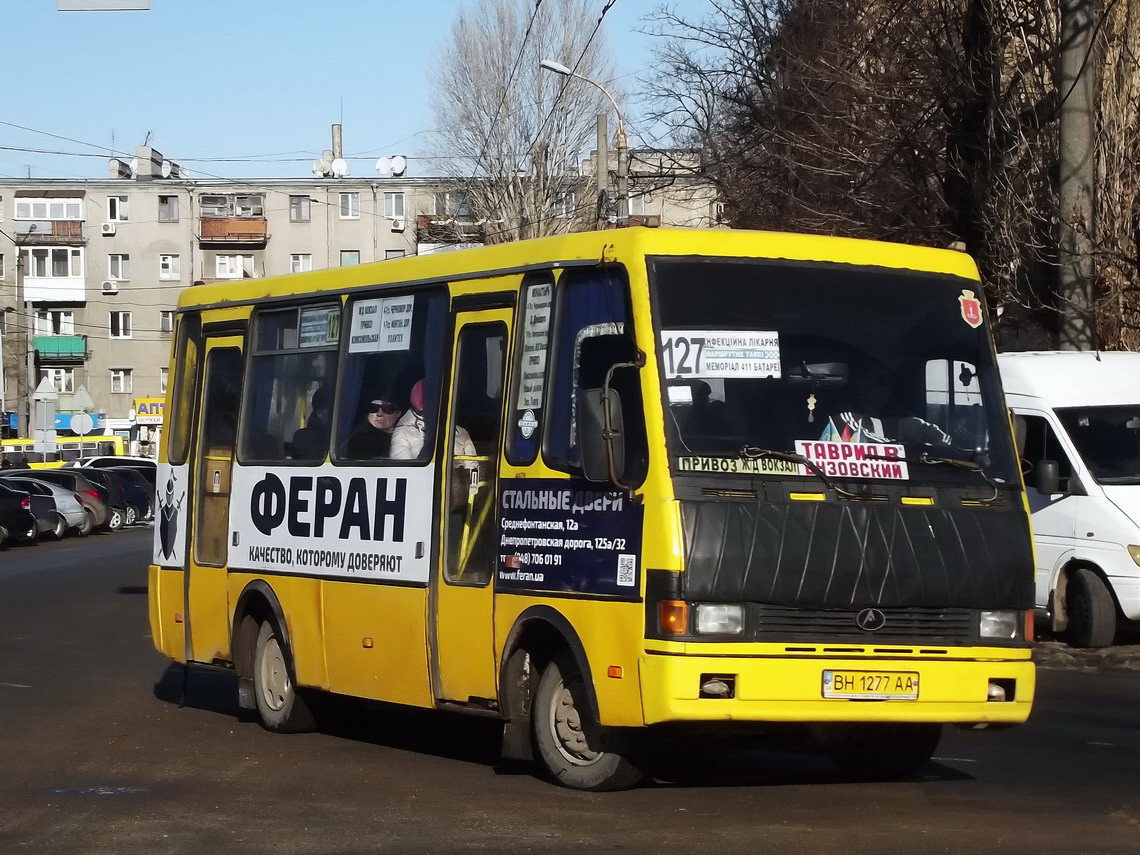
xmin=128 ymin=157 xmax=139 ymax=176
xmin=160 ymin=160 xmax=173 ymax=178
xmin=375 ymin=156 xmax=391 ymax=174
xmin=312 ymin=159 xmax=326 ymax=177
xmin=331 ymin=157 xmax=349 ymax=178
xmin=320 ymin=149 xmax=334 ymax=169
xmin=390 ymin=155 xmax=407 ymax=176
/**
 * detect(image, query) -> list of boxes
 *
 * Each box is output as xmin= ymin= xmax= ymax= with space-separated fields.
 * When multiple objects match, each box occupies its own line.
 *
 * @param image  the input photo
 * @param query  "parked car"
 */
xmin=0 ymin=469 xmax=111 ymax=531
xmin=0 ymin=476 xmax=91 ymax=536
xmin=999 ymin=350 xmax=1140 ymax=648
xmin=0 ymin=481 xmax=38 ymax=545
xmin=67 ymin=456 xmax=157 ymax=486
xmin=107 ymin=467 xmax=155 ymax=520
xmin=4 ymin=478 xmax=67 ymax=539
xmin=79 ymin=469 xmax=136 ymax=527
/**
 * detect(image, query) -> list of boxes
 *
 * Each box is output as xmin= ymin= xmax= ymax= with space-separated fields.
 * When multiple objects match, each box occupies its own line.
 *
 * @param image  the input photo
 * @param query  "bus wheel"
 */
xmin=825 ymin=723 xmax=942 ymax=779
xmin=1067 ymin=567 xmax=1116 ymax=648
xmin=532 ymin=654 xmax=644 ymax=791
xmin=252 ymin=620 xmax=315 ymax=733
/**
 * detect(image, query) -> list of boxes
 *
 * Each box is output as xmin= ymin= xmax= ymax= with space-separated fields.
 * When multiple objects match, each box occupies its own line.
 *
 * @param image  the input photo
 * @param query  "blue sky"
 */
xmin=1 ymin=0 xmax=706 ymax=181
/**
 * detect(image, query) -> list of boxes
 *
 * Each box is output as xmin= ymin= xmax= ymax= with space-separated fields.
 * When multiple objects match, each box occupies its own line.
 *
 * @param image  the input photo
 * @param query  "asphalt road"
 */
xmin=1 ymin=529 xmax=1138 ymax=855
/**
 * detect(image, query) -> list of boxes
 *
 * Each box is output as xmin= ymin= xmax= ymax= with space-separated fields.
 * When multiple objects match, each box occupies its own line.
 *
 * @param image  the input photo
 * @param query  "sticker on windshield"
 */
xmin=660 ymin=330 xmax=781 ymax=379
xmin=959 ymin=289 xmax=983 ymax=328
xmin=795 ymin=440 xmax=910 ymax=480
xmin=677 ymin=456 xmax=803 ymax=476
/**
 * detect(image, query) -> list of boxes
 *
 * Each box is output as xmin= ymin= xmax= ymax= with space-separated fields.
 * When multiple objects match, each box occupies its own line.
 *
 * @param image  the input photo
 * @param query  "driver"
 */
xmin=836 ymin=360 xmax=952 ymax=447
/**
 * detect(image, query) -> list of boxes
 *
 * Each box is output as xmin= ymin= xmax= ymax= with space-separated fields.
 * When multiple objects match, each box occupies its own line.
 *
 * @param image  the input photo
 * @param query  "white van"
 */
xmin=998 ymin=351 xmax=1140 ymax=647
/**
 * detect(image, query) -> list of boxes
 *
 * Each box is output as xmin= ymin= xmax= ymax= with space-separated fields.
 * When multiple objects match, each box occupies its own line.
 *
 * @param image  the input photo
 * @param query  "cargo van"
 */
xmin=998 ymin=351 xmax=1140 ymax=647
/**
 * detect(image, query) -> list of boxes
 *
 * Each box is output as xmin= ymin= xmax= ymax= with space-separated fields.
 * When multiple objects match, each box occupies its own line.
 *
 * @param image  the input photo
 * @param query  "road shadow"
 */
xmin=153 ymin=664 xmax=975 ymax=788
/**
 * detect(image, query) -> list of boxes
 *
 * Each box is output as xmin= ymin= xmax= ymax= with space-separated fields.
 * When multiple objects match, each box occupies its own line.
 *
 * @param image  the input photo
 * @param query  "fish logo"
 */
xmin=158 ymin=470 xmax=184 ymax=560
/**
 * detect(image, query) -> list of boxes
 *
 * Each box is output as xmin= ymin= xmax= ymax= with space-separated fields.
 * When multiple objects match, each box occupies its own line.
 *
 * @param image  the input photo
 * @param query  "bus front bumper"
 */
xmin=639 ymin=649 xmax=1034 ymax=726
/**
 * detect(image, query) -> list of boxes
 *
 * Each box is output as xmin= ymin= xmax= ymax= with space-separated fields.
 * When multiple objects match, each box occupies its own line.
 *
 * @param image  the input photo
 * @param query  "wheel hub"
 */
xmin=551 ymin=681 xmax=601 ymax=765
xmin=258 ymin=637 xmax=290 ymax=712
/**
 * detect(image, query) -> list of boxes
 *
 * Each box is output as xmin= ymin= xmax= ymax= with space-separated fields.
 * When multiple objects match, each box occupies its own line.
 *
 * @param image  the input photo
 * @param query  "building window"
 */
xmin=159 ymin=254 xmax=181 ymax=280
xmin=160 ymin=366 xmax=169 ymax=394
xmin=385 ymin=249 xmax=405 ymax=260
xmin=628 ymin=193 xmax=646 ymax=216
xmin=0 ymin=254 xmax=4 ymax=278
xmin=216 ymin=254 xmax=255 ymax=279
xmin=111 ymin=368 xmax=133 ymax=394
xmin=16 ymin=198 xmax=83 ymax=220
xmin=290 ymin=253 xmax=312 ymax=273
xmin=109 ymin=311 xmax=132 ymax=339
xmin=340 ymin=250 xmax=360 ymax=267
xmin=24 ymin=247 xmax=83 ymax=277
xmin=289 ymin=195 xmax=311 ymax=222
xmin=339 ymin=192 xmax=359 ymax=219
xmin=158 ymin=195 xmax=179 ymax=222
xmin=435 ymin=190 xmax=473 ymax=219
xmin=553 ymin=191 xmax=575 ymax=219
xmin=35 ymin=310 xmax=75 ymax=336
xmin=200 ymin=194 xmax=264 ymax=218
xmin=383 ymin=192 xmax=405 ymax=219
xmin=42 ymin=367 xmax=75 ymax=393
xmin=160 ymin=310 xmax=174 ymax=335
xmin=107 ymin=195 xmax=129 ymax=222
xmin=108 ymin=253 xmax=130 ymax=281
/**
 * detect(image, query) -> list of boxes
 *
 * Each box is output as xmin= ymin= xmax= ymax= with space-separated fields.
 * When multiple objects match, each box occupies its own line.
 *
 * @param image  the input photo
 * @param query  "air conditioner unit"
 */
xmin=391 ymin=217 xmax=405 ymax=233
xmin=100 ymin=222 xmax=117 ymax=236
xmin=101 ymin=281 xmax=119 ymax=295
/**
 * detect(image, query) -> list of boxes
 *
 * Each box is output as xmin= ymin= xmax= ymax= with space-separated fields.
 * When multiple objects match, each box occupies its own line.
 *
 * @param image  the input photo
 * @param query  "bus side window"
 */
xmin=168 ymin=312 xmax=202 ymax=465
xmin=335 ymin=289 xmax=447 ymax=464
xmin=545 ymin=266 xmax=647 ymax=482
xmin=506 ymin=273 xmax=554 ymax=466
xmin=239 ymin=304 xmax=340 ymax=464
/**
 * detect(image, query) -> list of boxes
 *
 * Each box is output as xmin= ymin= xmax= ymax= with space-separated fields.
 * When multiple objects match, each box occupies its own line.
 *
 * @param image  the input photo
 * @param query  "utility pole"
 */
xmin=596 ymin=112 xmax=609 ymax=229
xmin=1057 ymin=0 xmax=1096 ymax=350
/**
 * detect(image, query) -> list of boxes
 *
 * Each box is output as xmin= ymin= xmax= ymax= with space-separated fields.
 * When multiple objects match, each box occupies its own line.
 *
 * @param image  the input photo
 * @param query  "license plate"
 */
xmin=822 ymin=670 xmax=919 ymax=700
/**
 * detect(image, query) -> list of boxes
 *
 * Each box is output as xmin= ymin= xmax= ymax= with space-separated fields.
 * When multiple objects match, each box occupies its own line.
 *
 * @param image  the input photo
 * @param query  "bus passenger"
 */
xmin=345 ymin=396 xmax=402 ymax=459
xmin=391 ymin=379 xmax=476 ymax=462
xmin=290 ymin=387 xmax=332 ymax=460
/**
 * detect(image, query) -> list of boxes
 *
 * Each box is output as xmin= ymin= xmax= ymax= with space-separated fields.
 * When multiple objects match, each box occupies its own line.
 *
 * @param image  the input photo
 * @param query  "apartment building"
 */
xmin=0 ymin=143 xmax=718 ymax=447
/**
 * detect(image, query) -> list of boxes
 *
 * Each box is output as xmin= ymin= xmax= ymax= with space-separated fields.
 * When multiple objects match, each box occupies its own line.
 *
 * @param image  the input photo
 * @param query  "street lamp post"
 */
xmin=539 ymin=59 xmax=628 ymax=226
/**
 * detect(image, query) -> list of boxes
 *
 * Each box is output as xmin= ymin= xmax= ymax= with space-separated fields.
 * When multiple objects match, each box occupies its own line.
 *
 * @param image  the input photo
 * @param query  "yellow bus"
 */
xmin=148 ymin=227 xmax=1035 ymax=790
xmin=1 ymin=434 xmax=127 ymax=468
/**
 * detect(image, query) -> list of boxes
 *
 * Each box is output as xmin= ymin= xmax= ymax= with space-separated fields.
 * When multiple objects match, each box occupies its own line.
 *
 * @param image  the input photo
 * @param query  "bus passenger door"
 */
xmin=434 ymin=310 xmax=511 ymax=705
xmin=186 ymin=334 xmax=244 ymax=664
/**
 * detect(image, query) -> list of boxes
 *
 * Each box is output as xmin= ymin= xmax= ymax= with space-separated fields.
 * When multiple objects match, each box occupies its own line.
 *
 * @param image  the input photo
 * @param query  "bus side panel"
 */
xmin=496 ymin=596 xmax=648 ymax=728
xmin=149 ymin=565 xmax=186 ymax=662
xmin=322 ymin=580 xmax=433 ymax=708
xmin=229 ymin=572 xmax=328 ymax=690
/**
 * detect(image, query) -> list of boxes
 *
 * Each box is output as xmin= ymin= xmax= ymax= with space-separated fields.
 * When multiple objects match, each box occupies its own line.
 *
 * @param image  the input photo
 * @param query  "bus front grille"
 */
xmin=748 ymin=604 xmax=974 ymax=644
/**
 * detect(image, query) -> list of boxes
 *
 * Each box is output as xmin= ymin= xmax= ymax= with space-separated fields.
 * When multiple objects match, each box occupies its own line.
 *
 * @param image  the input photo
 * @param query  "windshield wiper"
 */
xmin=739 ymin=445 xmax=863 ymax=499
xmin=915 ymin=451 xmax=1002 ymax=504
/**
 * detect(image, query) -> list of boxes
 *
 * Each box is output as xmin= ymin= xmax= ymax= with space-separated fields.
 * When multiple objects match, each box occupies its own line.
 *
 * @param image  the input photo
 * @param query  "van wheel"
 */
xmin=825 ymin=723 xmax=942 ymax=779
xmin=253 ymin=620 xmax=316 ymax=733
xmin=532 ymin=654 xmax=644 ymax=791
xmin=1067 ymin=567 xmax=1116 ymax=648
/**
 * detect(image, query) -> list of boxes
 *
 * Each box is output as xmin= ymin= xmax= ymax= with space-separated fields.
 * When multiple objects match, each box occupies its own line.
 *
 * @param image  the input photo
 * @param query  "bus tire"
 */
xmin=252 ymin=619 xmax=315 ymax=733
xmin=532 ymin=654 xmax=644 ymax=791
xmin=825 ymin=722 xmax=942 ymax=779
xmin=1067 ymin=567 xmax=1116 ymax=648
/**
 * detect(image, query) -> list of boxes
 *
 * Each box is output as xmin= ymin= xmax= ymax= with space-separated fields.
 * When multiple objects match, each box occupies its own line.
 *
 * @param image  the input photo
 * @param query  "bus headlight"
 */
xmin=695 ymin=604 xmax=744 ymax=635
xmin=979 ymin=610 xmax=1019 ymax=640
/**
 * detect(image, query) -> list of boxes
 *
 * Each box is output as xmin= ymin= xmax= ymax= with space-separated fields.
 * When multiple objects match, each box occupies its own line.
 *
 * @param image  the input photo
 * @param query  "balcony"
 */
xmin=15 ymin=221 xmax=86 ymax=245
xmin=34 ymin=334 xmax=87 ymax=364
xmin=415 ymin=214 xmax=484 ymax=244
xmin=198 ymin=217 xmax=269 ymax=246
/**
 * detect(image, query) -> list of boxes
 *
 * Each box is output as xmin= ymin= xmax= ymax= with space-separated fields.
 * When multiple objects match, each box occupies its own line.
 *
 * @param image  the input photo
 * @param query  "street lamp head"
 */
xmin=539 ymin=59 xmax=572 ymax=76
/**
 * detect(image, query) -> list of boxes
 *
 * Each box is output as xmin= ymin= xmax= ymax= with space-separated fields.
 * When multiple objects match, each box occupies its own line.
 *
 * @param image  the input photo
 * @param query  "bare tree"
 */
xmin=429 ymin=0 xmax=620 ymax=243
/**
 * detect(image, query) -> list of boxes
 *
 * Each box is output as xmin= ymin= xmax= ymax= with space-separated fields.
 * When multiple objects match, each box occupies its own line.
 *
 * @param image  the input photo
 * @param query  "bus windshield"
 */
xmin=1056 ymin=405 xmax=1140 ymax=485
xmin=650 ymin=257 xmax=1017 ymax=486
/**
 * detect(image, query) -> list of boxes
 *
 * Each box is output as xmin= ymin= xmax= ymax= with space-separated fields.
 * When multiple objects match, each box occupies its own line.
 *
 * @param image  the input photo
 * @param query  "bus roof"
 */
xmin=178 ymin=227 xmax=980 ymax=312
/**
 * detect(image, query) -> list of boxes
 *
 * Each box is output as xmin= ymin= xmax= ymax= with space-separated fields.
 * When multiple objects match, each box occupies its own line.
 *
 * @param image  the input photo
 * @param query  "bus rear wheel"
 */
xmin=252 ymin=620 xmax=315 ymax=733
xmin=532 ymin=654 xmax=644 ymax=791
xmin=824 ymin=722 xmax=942 ymax=779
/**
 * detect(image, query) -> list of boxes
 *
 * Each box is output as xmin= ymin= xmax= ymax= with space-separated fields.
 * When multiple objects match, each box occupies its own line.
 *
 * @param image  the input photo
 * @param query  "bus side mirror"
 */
xmin=579 ymin=388 xmax=625 ymax=483
xmin=1035 ymin=460 xmax=1060 ymax=494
